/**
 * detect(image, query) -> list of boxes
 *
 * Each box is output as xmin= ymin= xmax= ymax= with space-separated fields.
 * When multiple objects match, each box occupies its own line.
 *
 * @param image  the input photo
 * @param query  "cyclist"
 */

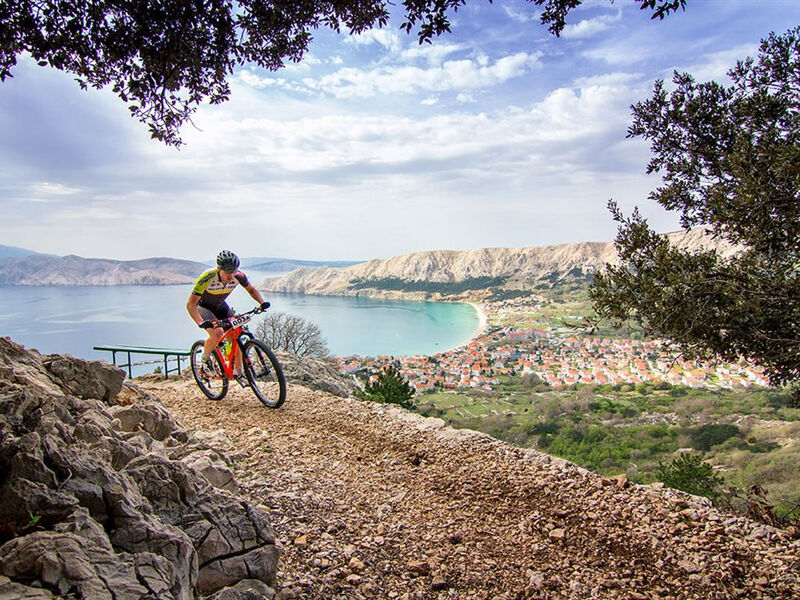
xmin=187 ymin=250 xmax=269 ymax=377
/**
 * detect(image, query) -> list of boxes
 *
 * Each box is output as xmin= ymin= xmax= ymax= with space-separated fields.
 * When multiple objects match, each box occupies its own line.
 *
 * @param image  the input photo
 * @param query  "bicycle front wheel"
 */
xmin=190 ymin=340 xmax=228 ymax=401
xmin=242 ymin=339 xmax=287 ymax=408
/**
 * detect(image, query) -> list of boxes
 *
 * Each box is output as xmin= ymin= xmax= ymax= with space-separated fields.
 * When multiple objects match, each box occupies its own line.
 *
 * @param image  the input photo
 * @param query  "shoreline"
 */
xmin=441 ymin=301 xmax=488 ymax=355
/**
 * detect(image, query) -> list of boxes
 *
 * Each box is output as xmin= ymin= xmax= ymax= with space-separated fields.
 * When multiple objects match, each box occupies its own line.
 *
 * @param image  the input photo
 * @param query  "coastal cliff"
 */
xmin=259 ymin=228 xmax=737 ymax=299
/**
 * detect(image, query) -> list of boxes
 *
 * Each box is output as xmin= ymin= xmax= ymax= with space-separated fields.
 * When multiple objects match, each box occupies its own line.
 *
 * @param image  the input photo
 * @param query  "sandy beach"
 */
xmin=443 ymin=301 xmax=488 ymax=354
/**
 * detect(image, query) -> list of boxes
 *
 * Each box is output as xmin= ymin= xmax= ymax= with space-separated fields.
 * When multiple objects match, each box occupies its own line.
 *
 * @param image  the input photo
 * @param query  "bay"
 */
xmin=0 ymin=274 xmax=479 ymax=373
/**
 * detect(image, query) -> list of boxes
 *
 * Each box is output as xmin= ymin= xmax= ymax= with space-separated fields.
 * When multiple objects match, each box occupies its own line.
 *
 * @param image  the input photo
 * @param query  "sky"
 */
xmin=1 ymin=0 xmax=799 ymax=263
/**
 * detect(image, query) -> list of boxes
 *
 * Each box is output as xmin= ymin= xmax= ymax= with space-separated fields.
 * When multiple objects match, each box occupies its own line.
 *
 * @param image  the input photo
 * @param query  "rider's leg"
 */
xmin=234 ymin=349 xmax=244 ymax=375
xmin=197 ymin=305 xmax=225 ymax=365
xmin=203 ymin=327 xmax=224 ymax=360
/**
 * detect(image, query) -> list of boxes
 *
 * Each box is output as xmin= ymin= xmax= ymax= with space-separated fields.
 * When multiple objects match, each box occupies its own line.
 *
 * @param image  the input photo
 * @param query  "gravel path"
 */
xmin=141 ymin=377 xmax=800 ymax=600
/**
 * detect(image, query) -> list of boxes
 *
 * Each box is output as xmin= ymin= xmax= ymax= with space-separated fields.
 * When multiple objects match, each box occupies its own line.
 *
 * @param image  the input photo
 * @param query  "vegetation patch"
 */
xmin=413 ymin=383 xmax=800 ymax=517
xmin=348 ymin=276 xmax=507 ymax=295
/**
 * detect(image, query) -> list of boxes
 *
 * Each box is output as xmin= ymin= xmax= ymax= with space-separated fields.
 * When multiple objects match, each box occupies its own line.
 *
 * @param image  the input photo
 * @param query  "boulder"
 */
xmin=207 ymin=579 xmax=276 ymax=600
xmin=183 ymin=449 xmax=239 ymax=493
xmin=0 ymin=339 xmax=280 ymax=599
xmin=0 ymin=531 xmax=173 ymax=599
xmin=276 ymin=351 xmax=358 ymax=397
xmin=43 ymin=353 xmax=125 ymax=402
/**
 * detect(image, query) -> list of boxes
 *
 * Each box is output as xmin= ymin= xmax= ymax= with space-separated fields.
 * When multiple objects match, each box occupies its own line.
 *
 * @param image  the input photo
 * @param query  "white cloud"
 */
xmin=561 ymin=12 xmax=622 ymax=39
xmin=28 ymin=182 xmax=80 ymax=196
xmin=676 ymin=43 xmax=757 ymax=83
xmin=503 ymin=4 xmax=539 ymax=23
xmin=238 ymin=70 xmax=278 ymax=89
xmin=310 ymin=52 xmax=543 ymax=98
xmin=582 ymin=41 xmax=649 ymax=66
xmin=344 ymin=28 xmax=403 ymax=52
xmin=400 ymin=42 xmax=467 ymax=66
xmin=573 ymin=72 xmax=641 ymax=87
xmin=173 ymin=72 xmax=642 ymax=186
xmin=456 ymin=93 xmax=475 ymax=103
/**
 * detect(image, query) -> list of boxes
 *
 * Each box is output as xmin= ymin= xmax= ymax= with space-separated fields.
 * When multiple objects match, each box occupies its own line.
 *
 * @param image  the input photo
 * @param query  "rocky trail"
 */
xmin=142 ymin=375 xmax=800 ymax=600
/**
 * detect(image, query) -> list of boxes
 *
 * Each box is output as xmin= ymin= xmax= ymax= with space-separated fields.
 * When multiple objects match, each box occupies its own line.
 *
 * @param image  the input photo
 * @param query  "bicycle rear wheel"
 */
xmin=190 ymin=340 xmax=228 ymax=400
xmin=242 ymin=339 xmax=287 ymax=408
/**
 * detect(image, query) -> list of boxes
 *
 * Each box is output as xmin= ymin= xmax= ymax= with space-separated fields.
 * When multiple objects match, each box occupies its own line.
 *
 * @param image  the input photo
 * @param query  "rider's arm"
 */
xmin=244 ymin=283 xmax=266 ymax=304
xmin=186 ymin=294 xmax=206 ymax=326
xmin=244 ymin=283 xmax=266 ymax=306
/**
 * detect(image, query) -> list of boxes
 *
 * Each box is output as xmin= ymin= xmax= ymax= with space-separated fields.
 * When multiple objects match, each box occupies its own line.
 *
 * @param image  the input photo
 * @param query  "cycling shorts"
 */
xmin=198 ymin=302 xmax=235 ymax=323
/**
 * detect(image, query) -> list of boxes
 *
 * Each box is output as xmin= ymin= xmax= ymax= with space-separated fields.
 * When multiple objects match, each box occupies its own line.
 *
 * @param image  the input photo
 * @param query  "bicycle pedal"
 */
xmin=234 ymin=375 xmax=249 ymax=388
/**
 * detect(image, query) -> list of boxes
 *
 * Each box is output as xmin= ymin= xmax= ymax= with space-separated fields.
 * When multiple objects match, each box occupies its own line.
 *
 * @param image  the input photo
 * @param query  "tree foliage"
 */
xmin=360 ymin=365 xmax=415 ymax=409
xmin=656 ymin=453 xmax=724 ymax=500
xmin=1 ymin=1 xmax=686 ymax=145
xmin=590 ymin=27 xmax=800 ymax=404
xmin=255 ymin=311 xmax=329 ymax=358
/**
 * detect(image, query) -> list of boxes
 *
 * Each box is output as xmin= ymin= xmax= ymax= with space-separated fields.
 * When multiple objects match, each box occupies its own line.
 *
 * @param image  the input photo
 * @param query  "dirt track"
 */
xmin=140 ymin=377 xmax=800 ymax=600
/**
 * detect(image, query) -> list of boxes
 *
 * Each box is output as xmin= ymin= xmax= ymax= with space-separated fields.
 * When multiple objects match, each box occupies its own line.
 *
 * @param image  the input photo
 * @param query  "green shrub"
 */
xmin=656 ymin=453 xmax=724 ymax=500
xmin=359 ymin=366 xmax=415 ymax=409
xmin=531 ymin=421 xmax=559 ymax=435
xmin=350 ymin=276 xmax=506 ymax=295
xmin=689 ymin=424 xmax=740 ymax=451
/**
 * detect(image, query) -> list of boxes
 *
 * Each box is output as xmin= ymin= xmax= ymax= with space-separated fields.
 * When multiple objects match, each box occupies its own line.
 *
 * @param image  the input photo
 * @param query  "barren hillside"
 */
xmin=0 ymin=255 xmax=208 ymax=285
xmin=142 ymin=375 xmax=799 ymax=600
xmin=258 ymin=228 xmax=739 ymax=298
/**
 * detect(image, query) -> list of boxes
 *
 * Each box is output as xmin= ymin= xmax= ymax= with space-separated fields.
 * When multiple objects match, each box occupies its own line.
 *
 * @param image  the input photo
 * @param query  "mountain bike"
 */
xmin=189 ymin=306 xmax=287 ymax=408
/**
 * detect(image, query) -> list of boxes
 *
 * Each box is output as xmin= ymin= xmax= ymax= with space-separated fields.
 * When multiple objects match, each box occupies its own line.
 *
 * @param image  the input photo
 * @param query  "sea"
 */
xmin=0 ymin=271 xmax=479 ymax=374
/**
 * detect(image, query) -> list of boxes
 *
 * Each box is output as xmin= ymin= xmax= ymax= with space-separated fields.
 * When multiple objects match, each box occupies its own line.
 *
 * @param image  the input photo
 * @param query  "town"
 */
xmin=333 ymin=295 xmax=771 ymax=395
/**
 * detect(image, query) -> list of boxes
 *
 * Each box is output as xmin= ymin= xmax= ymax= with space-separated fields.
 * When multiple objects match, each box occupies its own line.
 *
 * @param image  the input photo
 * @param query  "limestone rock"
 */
xmin=0 ymin=340 xmax=279 ymax=599
xmin=182 ymin=448 xmax=239 ymax=493
xmin=0 ymin=531 xmax=173 ymax=599
xmin=207 ymin=579 xmax=276 ymax=600
xmin=43 ymin=353 xmax=125 ymax=402
xmin=0 ymin=575 xmax=54 ymax=599
xmin=275 ymin=352 xmax=358 ymax=398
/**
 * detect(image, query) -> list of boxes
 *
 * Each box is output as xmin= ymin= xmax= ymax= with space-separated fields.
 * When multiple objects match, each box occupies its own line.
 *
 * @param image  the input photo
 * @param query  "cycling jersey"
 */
xmin=191 ymin=268 xmax=250 ymax=309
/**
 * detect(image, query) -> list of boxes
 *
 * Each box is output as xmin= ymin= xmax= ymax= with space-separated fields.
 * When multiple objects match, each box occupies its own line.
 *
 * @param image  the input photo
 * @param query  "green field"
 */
xmin=415 ymin=381 xmax=800 ymax=517
xmin=486 ymin=283 xmax=644 ymax=339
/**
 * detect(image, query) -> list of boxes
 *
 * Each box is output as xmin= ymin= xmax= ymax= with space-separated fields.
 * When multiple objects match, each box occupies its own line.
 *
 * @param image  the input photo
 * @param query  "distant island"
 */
xmin=240 ymin=257 xmax=363 ymax=272
xmin=0 ymin=254 xmax=209 ymax=286
xmin=0 ymin=248 xmax=366 ymax=286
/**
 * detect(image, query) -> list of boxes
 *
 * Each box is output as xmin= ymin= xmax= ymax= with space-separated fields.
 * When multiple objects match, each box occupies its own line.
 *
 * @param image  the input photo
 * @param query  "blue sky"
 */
xmin=1 ymin=0 xmax=799 ymax=262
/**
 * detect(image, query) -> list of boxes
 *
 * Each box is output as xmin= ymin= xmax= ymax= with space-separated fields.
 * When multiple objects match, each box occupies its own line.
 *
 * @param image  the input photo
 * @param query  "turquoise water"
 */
xmin=0 ymin=281 xmax=479 ymax=367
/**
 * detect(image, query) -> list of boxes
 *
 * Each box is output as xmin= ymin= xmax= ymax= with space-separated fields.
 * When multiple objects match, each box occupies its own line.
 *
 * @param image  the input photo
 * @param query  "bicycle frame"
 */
xmin=210 ymin=311 xmax=256 ymax=380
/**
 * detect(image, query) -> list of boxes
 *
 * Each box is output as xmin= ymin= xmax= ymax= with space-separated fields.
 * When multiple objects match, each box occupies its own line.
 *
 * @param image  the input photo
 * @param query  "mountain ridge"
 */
xmin=0 ymin=254 xmax=209 ymax=286
xmin=0 ymin=250 xmax=364 ymax=285
xmin=259 ymin=228 xmax=738 ymax=299
xmin=0 ymin=229 xmax=734 ymax=288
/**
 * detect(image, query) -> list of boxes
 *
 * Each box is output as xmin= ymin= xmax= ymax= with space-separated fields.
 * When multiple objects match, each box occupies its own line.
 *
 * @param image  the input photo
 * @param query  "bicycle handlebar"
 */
xmin=199 ymin=302 xmax=270 ymax=330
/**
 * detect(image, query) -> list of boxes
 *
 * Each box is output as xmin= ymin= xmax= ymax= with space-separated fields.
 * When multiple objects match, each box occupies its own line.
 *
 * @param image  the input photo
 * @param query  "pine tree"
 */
xmin=361 ymin=365 xmax=415 ymax=410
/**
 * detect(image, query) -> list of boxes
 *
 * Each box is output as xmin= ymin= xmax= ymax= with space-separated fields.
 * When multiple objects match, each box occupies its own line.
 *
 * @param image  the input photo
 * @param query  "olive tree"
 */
xmin=255 ymin=311 xmax=329 ymax=358
xmin=590 ymin=28 xmax=800 ymax=404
